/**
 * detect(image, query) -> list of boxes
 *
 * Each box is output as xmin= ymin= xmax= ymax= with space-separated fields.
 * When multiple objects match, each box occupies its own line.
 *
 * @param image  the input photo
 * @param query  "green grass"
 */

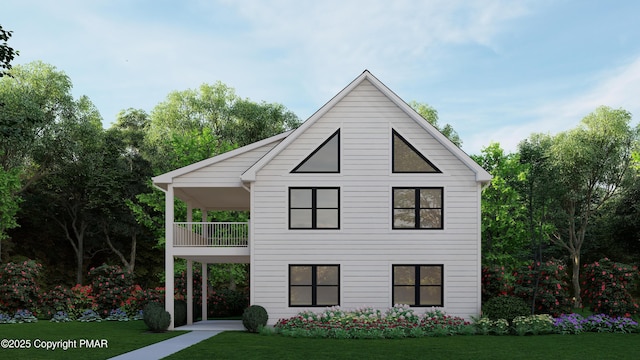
xmin=166 ymin=331 xmax=640 ymax=360
xmin=0 ymin=320 xmax=186 ymax=360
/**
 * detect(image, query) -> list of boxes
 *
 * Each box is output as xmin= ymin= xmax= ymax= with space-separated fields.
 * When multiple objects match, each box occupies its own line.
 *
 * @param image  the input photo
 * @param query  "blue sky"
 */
xmin=4 ymin=0 xmax=640 ymax=154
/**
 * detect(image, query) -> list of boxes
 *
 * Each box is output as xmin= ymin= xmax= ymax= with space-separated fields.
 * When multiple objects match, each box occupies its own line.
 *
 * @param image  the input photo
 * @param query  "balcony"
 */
xmin=173 ymin=222 xmax=249 ymax=247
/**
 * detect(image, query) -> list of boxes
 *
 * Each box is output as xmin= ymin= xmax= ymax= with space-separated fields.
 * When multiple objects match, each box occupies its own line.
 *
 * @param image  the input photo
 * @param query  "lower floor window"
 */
xmin=289 ymin=265 xmax=340 ymax=307
xmin=392 ymin=264 xmax=443 ymax=306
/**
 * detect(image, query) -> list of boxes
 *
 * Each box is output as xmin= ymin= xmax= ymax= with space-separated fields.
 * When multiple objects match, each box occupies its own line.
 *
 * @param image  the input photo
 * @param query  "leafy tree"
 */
xmin=534 ymin=106 xmax=639 ymax=308
xmin=472 ymin=143 xmax=530 ymax=269
xmin=0 ymin=25 xmax=17 ymax=77
xmin=409 ymin=101 xmax=462 ymax=147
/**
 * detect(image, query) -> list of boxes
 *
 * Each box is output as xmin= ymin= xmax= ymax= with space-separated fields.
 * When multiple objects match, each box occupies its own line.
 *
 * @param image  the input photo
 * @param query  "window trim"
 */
xmin=289 ymin=264 xmax=340 ymax=307
xmin=291 ymin=129 xmax=340 ymax=173
xmin=289 ymin=187 xmax=340 ymax=230
xmin=392 ymin=129 xmax=441 ymax=173
xmin=392 ymin=187 xmax=444 ymax=230
xmin=392 ymin=264 xmax=444 ymax=307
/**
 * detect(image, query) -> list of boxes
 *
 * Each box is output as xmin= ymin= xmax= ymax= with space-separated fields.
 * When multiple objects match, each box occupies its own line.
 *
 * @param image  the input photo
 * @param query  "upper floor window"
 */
xmin=292 ymin=130 xmax=340 ymax=173
xmin=392 ymin=130 xmax=440 ymax=173
xmin=289 ymin=187 xmax=340 ymax=229
xmin=393 ymin=187 xmax=443 ymax=229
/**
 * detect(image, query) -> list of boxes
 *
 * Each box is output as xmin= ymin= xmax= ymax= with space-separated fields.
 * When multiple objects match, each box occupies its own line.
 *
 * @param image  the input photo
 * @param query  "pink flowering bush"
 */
xmin=87 ymin=264 xmax=134 ymax=317
xmin=512 ymin=259 xmax=572 ymax=316
xmin=0 ymin=260 xmax=42 ymax=314
xmin=481 ymin=266 xmax=513 ymax=302
xmin=274 ymin=305 xmax=473 ymax=339
xmin=581 ymin=258 xmax=639 ymax=317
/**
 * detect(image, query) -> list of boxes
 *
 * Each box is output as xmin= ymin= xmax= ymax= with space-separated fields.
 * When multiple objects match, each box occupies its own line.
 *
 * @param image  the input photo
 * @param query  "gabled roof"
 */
xmin=241 ymin=70 xmax=492 ymax=183
xmin=152 ymin=130 xmax=292 ymax=189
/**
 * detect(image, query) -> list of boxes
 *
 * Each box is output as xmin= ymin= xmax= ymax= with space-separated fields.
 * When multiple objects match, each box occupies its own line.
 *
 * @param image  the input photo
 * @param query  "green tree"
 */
xmin=472 ymin=143 xmax=530 ymax=269
xmin=0 ymin=25 xmax=17 ymax=77
xmin=538 ymin=106 xmax=639 ymax=307
xmin=409 ymin=101 xmax=462 ymax=147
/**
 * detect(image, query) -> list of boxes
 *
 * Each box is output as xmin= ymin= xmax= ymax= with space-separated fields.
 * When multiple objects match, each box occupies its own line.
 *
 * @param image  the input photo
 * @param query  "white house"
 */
xmin=152 ymin=70 xmax=492 ymax=328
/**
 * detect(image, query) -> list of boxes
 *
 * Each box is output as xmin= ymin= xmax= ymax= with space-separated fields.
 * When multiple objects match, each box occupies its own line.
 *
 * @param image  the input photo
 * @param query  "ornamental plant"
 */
xmin=482 ymin=295 xmax=529 ymax=324
xmin=512 ymin=314 xmax=554 ymax=335
xmin=581 ymin=258 xmax=639 ymax=316
xmin=50 ymin=311 xmax=72 ymax=323
xmin=0 ymin=312 xmax=16 ymax=324
xmin=274 ymin=305 xmax=472 ymax=339
xmin=242 ymin=305 xmax=268 ymax=332
xmin=69 ymin=284 xmax=96 ymax=319
xmin=14 ymin=309 xmax=37 ymax=323
xmin=481 ymin=266 xmax=513 ymax=302
xmin=77 ymin=309 xmax=102 ymax=322
xmin=512 ymin=259 xmax=572 ymax=316
xmin=473 ymin=317 xmax=509 ymax=335
xmin=208 ymin=288 xmax=249 ymax=318
xmin=552 ymin=313 xmax=639 ymax=334
xmin=105 ymin=308 xmax=130 ymax=321
xmin=39 ymin=285 xmax=75 ymax=319
xmin=87 ymin=264 xmax=134 ymax=317
xmin=0 ymin=260 xmax=42 ymax=313
xmin=122 ymin=285 xmax=165 ymax=317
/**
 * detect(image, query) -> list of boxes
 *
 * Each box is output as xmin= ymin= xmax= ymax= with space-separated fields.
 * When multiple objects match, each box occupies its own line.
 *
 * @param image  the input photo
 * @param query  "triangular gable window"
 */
xmin=392 ymin=130 xmax=441 ymax=173
xmin=292 ymin=129 xmax=340 ymax=173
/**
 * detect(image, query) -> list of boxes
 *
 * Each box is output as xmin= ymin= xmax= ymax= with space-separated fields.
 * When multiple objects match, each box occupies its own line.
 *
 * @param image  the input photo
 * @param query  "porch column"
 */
xmin=202 ymin=210 xmax=208 ymax=243
xmin=186 ymin=259 xmax=193 ymax=325
xmin=164 ymin=184 xmax=175 ymax=330
xmin=202 ymin=262 xmax=208 ymax=321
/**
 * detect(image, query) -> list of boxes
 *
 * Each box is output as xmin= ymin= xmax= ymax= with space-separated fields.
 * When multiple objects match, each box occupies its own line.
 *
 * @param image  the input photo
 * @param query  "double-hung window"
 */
xmin=289 ymin=187 xmax=340 ymax=229
xmin=392 ymin=187 xmax=443 ymax=229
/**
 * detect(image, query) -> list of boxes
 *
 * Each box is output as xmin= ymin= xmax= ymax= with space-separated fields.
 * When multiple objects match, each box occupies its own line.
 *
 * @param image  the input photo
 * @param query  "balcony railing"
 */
xmin=173 ymin=222 xmax=248 ymax=247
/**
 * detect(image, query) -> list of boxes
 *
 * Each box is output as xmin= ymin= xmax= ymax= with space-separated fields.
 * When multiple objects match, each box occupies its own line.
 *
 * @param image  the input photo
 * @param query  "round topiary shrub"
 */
xmin=242 ymin=305 xmax=268 ymax=333
xmin=143 ymin=302 xmax=171 ymax=332
xmin=483 ymin=295 xmax=530 ymax=324
xmin=174 ymin=300 xmax=187 ymax=327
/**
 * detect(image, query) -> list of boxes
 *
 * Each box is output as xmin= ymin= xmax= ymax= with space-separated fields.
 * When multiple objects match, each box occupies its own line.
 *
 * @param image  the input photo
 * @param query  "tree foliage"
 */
xmin=409 ymin=101 xmax=462 ymax=147
xmin=0 ymin=25 xmax=17 ymax=77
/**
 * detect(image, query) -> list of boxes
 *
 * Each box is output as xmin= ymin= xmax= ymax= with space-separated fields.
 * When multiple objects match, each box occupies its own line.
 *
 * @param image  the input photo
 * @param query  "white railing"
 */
xmin=173 ymin=222 xmax=249 ymax=247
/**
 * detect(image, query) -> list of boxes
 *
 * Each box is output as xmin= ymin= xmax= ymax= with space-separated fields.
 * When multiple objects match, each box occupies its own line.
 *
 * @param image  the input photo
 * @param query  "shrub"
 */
xmin=143 ymin=303 xmax=171 ymax=332
xmin=581 ymin=258 xmax=639 ymax=317
xmin=512 ymin=314 xmax=554 ymax=335
xmin=242 ymin=305 xmax=268 ymax=332
xmin=482 ymin=295 xmax=529 ymax=323
xmin=123 ymin=285 xmax=165 ymax=317
xmin=474 ymin=317 xmax=509 ymax=335
xmin=0 ymin=260 xmax=42 ymax=313
xmin=209 ymin=288 xmax=249 ymax=318
xmin=513 ymin=259 xmax=572 ymax=316
xmin=174 ymin=300 xmax=187 ymax=327
xmin=87 ymin=264 xmax=134 ymax=317
xmin=39 ymin=285 xmax=75 ymax=319
xmin=552 ymin=313 xmax=639 ymax=334
xmin=69 ymin=284 xmax=96 ymax=319
xmin=50 ymin=311 xmax=72 ymax=323
xmin=481 ymin=266 xmax=513 ymax=302
xmin=105 ymin=308 xmax=130 ymax=321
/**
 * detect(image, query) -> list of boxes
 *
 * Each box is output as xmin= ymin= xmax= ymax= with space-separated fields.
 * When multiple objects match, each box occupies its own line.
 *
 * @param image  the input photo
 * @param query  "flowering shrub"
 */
xmin=50 ymin=311 xmax=72 ymax=323
xmin=77 ymin=309 xmax=102 ymax=322
xmin=474 ymin=317 xmax=509 ymax=335
xmin=0 ymin=260 xmax=42 ymax=313
xmin=274 ymin=305 xmax=472 ymax=339
xmin=68 ymin=284 xmax=97 ymax=319
xmin=123 ymin=285 xmax=165 ymax=317
xmin=14 ymin=309 xmax=37 ymax=323
xmin=39 ymin=285 xmax=75 ymax=319
xmin=174 ymin=267 xmax=202 ymax=305
xmin=0 ymin=312 xmax=16 ymax=324
xmin=553 ymin=313 xmax=639 ymax=334
xmin=581 ymin=258 xmax=639 ymax=316
xmin=513 ymin=259 xmax=572 ymax=316
xmin=208 ymin=288 xmax=249 ymax=318
xmin=481 ymin=266 xmax=513 ymax=302
xmin=105 ymin=308 xmax=130 ymax=321
xmin=88 ymin=265 xmax=134 ymax=317
xmin=512 ymin=314 xmax=554 ymax=335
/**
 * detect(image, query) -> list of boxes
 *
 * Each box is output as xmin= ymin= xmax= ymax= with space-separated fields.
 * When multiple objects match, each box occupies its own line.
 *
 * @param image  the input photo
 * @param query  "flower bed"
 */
xmin=272 ymin=305 xmax=640 ymax=338
xmin=274 ymin=305 xmax=473 ymax=339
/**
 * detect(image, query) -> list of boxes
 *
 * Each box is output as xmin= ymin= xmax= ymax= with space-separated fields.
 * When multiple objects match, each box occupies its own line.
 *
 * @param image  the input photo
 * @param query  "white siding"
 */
xmin=172 ymin=142 xmax=278 ymax=186
xmin=250 ymin=80 xmax=482 ymax=324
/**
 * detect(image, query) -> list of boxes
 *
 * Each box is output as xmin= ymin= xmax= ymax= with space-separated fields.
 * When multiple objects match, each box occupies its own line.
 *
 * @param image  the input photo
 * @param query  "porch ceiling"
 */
xmin=174 ymin=187 xmax=250 ymax=211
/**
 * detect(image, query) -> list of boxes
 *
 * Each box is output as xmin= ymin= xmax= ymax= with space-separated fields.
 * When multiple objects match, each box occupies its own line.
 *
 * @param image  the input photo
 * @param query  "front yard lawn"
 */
xmin=166 ymin=331 xmax=640 ymax=360
xmin=0 ymin=320 xmax=185 ymax=360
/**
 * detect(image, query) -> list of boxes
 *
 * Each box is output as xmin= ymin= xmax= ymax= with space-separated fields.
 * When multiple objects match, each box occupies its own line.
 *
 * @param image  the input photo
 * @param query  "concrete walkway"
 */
xmin=109 ymin=320 xmax=243 ymax=360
